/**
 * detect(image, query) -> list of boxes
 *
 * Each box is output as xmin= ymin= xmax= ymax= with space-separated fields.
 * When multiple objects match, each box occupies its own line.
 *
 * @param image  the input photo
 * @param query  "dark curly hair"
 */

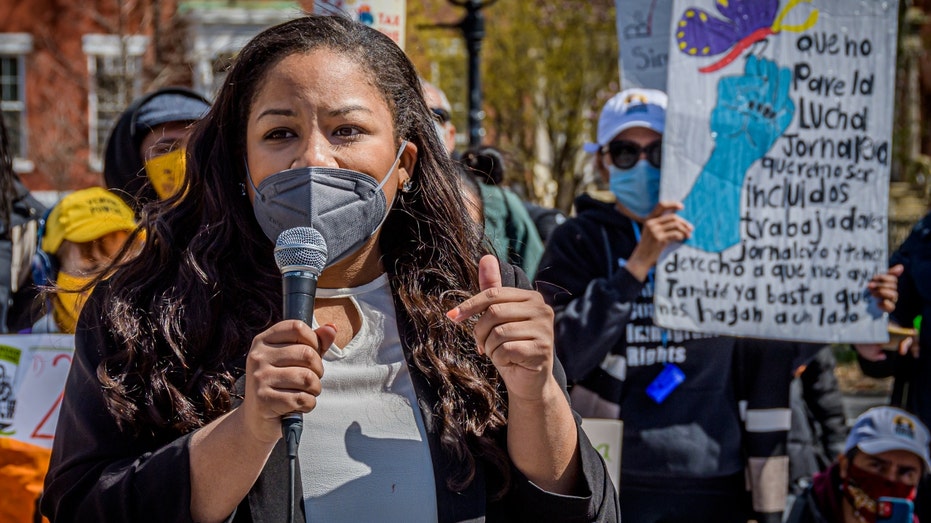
xmin=96 ymin=14 xmax=509 ymax=495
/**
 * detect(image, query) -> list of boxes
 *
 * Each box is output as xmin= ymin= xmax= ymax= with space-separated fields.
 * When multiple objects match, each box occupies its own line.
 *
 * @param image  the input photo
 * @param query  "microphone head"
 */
xmin=274 ymin=227 xmax=328 ymax=275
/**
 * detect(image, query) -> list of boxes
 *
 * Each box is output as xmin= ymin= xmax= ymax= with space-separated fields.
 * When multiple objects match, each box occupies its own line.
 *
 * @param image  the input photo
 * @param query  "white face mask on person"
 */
xmin=609 ymin=159 xmax=660 ymax=219
xmin=248 ymin=141 xmax=408 ymax=266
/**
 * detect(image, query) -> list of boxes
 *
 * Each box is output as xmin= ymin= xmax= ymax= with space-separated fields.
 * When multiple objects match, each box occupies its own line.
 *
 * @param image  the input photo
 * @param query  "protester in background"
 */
xmin=535 ymin=87 xmax=756 ymax=521
xmin=0 ymin=112 xmax=45 ymax=333
xmin=0 ymin=187 xmax=138 ymax=522
xmin=534 ymin=88 xmax=901 ymax=523
xmin=422 ymin=79 xmax=484 ymax=227
xmin=421 ymin=77 xmax=548 ymax=278
xmin=422 ymin=77 xmax=565 ymax=246
xmin=785 ymin=405 xmax=929 ymax=523
xmin=461 ymin=145 xmax=545 ymax=279
xmin=421 ymin=78 xmax=457 ymax=157
xmin=42 ymin=15 xmax=617 ymax=522
xmin=855 ymin=211 xmax=931 ymax=521
xmin=0 ymin=109 xmax=47 ymax=523
xmin=787 ymin=346 xmax=848 ymax=501
xmin=30 ymin=187 xmax=139 ymax=333
xmin=103 ymin=86 xmax=210 ymax=213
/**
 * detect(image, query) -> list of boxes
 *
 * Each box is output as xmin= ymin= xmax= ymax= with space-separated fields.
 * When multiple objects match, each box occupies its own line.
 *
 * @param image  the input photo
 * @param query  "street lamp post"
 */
xmin=421 ymin=0 xmax=498 ymax=149
xmin=452 ymin=0 xmax=497 ymax=148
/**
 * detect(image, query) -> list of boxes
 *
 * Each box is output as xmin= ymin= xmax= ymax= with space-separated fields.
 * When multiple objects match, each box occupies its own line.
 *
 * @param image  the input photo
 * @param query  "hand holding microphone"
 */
xmin=274 ymin=227 xmax=328 ymax=455
xmin=274 ymin=227 xmax=329 ymax=523
xmin=241 ymin=228 xmax=331 ymax=450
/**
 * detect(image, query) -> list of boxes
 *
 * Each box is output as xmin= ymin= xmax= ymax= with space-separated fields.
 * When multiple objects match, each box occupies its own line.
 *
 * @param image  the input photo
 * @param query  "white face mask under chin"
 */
xmin=247 ymin=141 xmax=407 ymax=267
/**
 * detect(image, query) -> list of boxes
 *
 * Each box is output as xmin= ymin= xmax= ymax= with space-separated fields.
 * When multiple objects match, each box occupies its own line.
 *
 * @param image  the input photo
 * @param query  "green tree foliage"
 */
xmin=482 ymin=1 xmax=618 ymax=211
xmin=405 ymin=1 xmax=618 ymax=211
xmin=405 ymin=0 xmax=471 ymax=149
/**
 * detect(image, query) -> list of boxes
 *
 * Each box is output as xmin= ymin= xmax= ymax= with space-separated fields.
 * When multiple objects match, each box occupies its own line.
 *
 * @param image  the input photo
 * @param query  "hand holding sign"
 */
xmin=627 ymin=202 xmax=694 ymax=282
xmin=867 ymin=264 xmax=903 ymax=314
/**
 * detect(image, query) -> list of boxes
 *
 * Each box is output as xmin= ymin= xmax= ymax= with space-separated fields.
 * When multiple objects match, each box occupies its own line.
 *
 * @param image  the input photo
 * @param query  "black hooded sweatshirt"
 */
xmin=102 ymin=87 xmax=209 ymax=213
xmin=535 ymin=193 xmax=744 ymax=485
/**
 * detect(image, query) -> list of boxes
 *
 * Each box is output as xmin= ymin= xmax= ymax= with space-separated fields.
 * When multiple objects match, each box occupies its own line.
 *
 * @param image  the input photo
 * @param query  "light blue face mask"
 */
xmin=609 ymin=159 xmax=661 ymax=219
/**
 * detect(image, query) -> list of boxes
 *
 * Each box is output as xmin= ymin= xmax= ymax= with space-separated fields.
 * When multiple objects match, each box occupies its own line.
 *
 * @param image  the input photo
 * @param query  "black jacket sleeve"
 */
xmin=856 ymin=350 xmax=897 ymax=379
xmin=506 ymin=425 xmax=620 ymax=523
xmin=800 ymin=347 xmax=847 ymax=460
xmin=888 ymin=215 xmax=929 ymax=329
xmin=857 ymin=216 xmax=930 ymax=380
xmin=496 ymin=357 xmax=620 ymax=522
xmin=41 ymin=284 xmax=197 ymax=523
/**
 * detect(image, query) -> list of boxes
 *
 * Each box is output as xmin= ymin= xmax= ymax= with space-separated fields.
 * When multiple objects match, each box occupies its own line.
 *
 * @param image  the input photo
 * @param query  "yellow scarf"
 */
xmin=51 ymin=272 xmax=94 ymax=334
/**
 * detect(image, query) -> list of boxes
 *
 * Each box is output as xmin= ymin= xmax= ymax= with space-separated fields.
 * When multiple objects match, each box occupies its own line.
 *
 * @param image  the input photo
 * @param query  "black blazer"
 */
xmin=42 ymin=265 xmax=618 ymax=522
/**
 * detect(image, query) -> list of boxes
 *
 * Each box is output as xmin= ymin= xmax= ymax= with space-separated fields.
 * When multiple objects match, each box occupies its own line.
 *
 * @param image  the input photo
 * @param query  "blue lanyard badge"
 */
xmin=645 ymin=363 xmax=685 ymax=404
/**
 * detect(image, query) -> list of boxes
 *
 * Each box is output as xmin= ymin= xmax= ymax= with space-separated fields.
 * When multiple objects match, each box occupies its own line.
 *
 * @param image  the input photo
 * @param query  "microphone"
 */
xmin=274 ymin=227 xmax=328 ymax=325
xmin=273 ymin=227 xmax=328 ymax=458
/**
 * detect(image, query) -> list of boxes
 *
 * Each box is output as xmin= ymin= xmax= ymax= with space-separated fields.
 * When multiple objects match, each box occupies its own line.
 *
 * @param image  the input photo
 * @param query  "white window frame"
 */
xmin=182 ymin=7 xmax=299 ymax=100
xmin=82 ymin=34 xmax=148 ymax=172
xmin=0 ymin=34 xmax=34 ymax=173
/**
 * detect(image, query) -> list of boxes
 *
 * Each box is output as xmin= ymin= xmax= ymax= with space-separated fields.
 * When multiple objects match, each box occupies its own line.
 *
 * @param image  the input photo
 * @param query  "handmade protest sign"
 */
xmin=0 ymin=334 xmax=74 ymax=448
xmin=617 ymin=0 xmax=673 ymax=90
xmin=655 ymin=0 xmax=898 ymax=343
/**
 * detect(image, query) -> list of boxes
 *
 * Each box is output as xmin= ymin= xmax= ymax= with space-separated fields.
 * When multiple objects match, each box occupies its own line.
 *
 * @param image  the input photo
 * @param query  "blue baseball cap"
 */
xmin=584 ymin=88 xmax=667 ymax=153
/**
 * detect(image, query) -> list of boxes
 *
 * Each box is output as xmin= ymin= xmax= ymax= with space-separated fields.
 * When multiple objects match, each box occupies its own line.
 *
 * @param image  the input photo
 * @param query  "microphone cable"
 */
xmin=282 ymin=417 xmax=302 ymax=522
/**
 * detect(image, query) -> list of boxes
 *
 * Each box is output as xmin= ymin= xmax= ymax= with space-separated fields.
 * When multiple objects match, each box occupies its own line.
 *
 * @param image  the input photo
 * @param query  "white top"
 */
xmin=300 ymin=274 xmax=438 ymax=523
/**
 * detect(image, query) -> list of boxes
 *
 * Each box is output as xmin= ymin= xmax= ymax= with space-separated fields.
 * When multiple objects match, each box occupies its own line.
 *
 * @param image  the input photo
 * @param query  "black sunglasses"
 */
xmin=604 ymin=140 xmax=662 ymax=170
xmin=431 ymin=107 xmax=451 ymax=124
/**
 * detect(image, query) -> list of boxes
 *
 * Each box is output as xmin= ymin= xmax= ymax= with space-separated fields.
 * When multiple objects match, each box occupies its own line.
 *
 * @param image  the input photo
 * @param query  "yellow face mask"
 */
xmin=51 ymin=272 xmax=94 ymax=334
xmin=144 ymin=148 xmax=186 ymax=200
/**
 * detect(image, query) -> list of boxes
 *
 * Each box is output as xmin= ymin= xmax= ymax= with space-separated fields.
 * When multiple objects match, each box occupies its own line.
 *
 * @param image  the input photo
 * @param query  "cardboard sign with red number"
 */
xmin=0 ymin=334 xmax=74 ymax=449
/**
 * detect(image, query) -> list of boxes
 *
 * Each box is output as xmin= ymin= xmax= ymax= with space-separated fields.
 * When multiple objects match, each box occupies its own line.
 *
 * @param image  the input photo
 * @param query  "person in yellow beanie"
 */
xmin=2 ymin=188 xmax=138 ymax=523
xmin=31 ymin=186 xmax=139 ymax=333
xmin=0 ymin=188 xmax=136 ymax=522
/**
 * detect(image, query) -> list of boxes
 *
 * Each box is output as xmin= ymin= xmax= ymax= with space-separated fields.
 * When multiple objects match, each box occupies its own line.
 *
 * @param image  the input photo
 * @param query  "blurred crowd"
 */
xmin=0 ymin=13 xmax=927 ymax=523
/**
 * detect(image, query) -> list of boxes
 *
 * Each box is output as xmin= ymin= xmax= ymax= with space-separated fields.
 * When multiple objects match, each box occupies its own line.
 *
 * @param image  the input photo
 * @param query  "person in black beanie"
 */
xmin=0 ymin=111 xmax=44 ymax=333
xmin=103 ymin=87 xmax=210 ymax=213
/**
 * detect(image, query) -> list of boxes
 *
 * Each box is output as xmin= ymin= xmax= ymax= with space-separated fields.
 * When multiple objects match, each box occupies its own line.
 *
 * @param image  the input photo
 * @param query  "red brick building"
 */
xmin=0 ymin=0 xmax=314 ymax=195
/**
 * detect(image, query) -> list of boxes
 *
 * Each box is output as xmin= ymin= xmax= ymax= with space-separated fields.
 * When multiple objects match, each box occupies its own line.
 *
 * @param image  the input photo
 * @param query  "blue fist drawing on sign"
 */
xmin=679 ymin=55 xmax=795 ymax=252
